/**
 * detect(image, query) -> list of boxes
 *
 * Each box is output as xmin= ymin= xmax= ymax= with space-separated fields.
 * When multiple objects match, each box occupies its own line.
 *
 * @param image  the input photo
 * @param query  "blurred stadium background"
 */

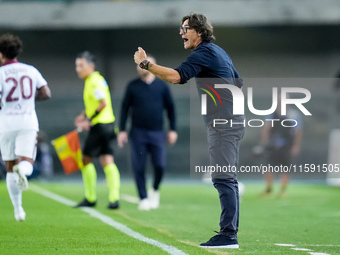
xmin=0 ymin=0 xmax=340 ymax=183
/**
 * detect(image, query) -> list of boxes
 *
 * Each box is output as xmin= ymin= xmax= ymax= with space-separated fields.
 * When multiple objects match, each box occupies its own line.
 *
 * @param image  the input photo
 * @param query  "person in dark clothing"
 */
xmin=260 ymin=98 xmax=303 ymax=197
xmin=133 ymin=13 xmax=244 ymax=248
xmin=118 ymin=56 xmax=177 ymax=211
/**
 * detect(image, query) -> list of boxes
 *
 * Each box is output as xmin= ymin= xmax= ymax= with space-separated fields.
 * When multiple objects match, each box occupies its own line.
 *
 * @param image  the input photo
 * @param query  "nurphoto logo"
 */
xmin=200 ymin=84 xmax=311 ymax=128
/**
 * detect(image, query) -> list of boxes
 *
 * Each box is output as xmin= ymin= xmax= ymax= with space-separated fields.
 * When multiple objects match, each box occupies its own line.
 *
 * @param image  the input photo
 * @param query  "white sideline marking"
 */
xmin=121 ymin=194 xmax=139 ymax=204
xmin=307 ymin=245 xmax=340 ymax=247
xmin=30 ymin=185 xmax=77 ymax=207
xmin=292 ymin=248 xmax=312 ymax=251
xmin=275 ymin=243 xmax=333 ymax=255
xmin=30 ymin=185 xmax=188 ymax=255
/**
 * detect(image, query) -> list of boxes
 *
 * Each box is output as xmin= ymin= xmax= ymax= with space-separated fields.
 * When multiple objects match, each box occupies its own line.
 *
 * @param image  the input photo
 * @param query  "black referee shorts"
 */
xmin=83 ymin=122 xmax=116 ymax=157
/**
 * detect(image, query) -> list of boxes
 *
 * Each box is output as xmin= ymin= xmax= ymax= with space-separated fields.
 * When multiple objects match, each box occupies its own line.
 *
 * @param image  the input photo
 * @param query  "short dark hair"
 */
xmin=0 ymin=33 xmax=23 ymax=60
xmin=181 ymin=13 xmax=215 ymax=42
xmin=76 ymin=51 xmax=95 ymax=64
xmin=146 ymin=53 xmax=156 ymax=63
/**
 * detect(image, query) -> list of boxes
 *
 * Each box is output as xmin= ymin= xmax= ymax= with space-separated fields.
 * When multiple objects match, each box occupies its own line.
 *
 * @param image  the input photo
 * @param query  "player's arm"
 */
xmin=36 ymin=85 xmax=51 ymax=101
xmin=75 ymin=99 xmax=107 ymax=131
xmin=75 ymin=99 xmax=106 ymax=127
xmin=260 ymin=122 xmax=271 ymax=146
xmin=118 ymin=85 xmax=132 ymax=148
xmin=74 ymin=110 xmax=87 ymax=127
xmin=291 ymin=128 xmax=303 ymax=156
xmin=147 ymin=63 xmax=181 ymax=84
xmin=163 ymin=85 xmax=177 ymax=145
xmin=134 ymin=47 xmax=181 ymax=84
xmin=90 ymin=99 xmax=106 ymax=119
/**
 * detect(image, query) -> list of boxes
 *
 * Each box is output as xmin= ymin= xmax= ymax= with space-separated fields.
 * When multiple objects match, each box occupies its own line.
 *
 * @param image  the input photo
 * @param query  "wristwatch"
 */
xmin=139 ymin=59 xmax=150 ymax=70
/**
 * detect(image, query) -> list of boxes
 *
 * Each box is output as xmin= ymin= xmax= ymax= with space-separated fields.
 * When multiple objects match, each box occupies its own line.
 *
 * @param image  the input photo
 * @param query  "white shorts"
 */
xmin=0 ymin=130 xmax=38 ymax=161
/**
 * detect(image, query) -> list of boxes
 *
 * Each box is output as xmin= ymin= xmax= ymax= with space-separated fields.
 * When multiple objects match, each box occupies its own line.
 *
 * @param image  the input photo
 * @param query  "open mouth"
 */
xmin=183 ymin=38 xmax=188 ymax=45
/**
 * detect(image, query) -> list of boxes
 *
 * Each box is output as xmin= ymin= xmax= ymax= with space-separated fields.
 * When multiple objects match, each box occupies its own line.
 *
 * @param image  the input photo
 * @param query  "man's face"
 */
xmin=180 ymin=19 xmax=202 ymax=50
xmin=136 ymin=65 xmax=149 ymax=78
xmin=75 ymin=58 xmax=94 ymax=80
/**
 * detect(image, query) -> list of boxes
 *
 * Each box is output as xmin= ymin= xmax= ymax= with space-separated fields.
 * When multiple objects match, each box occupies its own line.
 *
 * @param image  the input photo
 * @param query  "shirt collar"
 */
xmin=2 ymin=59 xmax=19 ymax=66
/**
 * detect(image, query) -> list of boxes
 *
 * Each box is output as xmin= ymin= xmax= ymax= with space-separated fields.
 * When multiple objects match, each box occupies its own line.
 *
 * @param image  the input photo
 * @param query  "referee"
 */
xmin=74 ymin=51 xmax=120 ymax=209
xmin=134 ymin=14 xmax=245 ymax=248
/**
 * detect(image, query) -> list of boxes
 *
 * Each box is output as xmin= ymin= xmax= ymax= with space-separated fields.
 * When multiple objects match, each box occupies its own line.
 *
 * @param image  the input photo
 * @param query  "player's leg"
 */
xmin=101 ymin=154 xmax=120 ymax=209
xmin=75 ymin=155 xmax=97 ymax=207
xmin=0 ymin=130 xmax=34 ymax=221
xmin=148 ymin=130 xmax=166 ymax=209
xmin=278 ymin=152 xmax=291 ymax=197
xmin=14 ymin=157 xmax=34 ymax=191
xmin=76 ymin=127 xmax=99 ymax=207
xmin=130 ymin=128 xmax=149 ymax=210
xmin=200 ymin=118 xmax=244 ymax=248
xmin=280 ymin=173 xmax=289 ymax=196
xmin=263 ymin=172 xmax=274 ymax=195
xmin=13 ymin=130 xmax=36 ymax=221
xmin=99 ymin=123 xmax=120 ymax=209
xmin=263 ymin=149 xmax=280 ymax=195
xmin=5 ymin=160 xmax=26 ymax=221
xmin=14 ymin=130 xmax=37 ymax=191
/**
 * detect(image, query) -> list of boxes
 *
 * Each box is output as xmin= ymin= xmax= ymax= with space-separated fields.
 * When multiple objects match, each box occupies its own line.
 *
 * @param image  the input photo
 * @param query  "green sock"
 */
xmin=81 ymin=163 xmax=97 ymax=202
xmin=104 ymin=163 xmax=120 ymax=202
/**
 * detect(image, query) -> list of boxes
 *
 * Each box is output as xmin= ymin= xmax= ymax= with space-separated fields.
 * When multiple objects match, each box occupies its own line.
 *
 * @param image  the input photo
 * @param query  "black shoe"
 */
xmin=108 ymin=201 xmax=119 ymax=210
xmin=75 ymin=198 xmax=96 ymax=208
xmin=200 ymin=234 xmax=239 ymax=248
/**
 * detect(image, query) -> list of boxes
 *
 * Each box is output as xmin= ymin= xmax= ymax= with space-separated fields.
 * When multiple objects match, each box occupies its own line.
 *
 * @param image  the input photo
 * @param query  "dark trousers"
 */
xmin=207 ymin=116 xmax=245 ymax=238
xmin=130 ymin=127 xmax=166 ymax=199
xmin=212 ymin=178 xmax=239 ymax=238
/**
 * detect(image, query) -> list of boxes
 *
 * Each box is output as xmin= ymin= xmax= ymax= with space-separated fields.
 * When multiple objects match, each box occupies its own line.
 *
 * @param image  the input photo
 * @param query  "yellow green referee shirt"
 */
xmin=83 ymin=71 xmax=115 ymax=125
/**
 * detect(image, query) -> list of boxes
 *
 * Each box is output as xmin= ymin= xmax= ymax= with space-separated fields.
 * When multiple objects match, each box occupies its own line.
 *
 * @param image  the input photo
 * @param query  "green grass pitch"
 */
xmin=1 ymin=180 xmax=339 ymax=255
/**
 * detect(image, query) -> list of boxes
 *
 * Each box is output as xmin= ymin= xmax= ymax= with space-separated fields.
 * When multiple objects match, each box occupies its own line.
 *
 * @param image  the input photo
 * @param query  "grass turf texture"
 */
xmin=1 ymin=181 xmax=339 ymax=255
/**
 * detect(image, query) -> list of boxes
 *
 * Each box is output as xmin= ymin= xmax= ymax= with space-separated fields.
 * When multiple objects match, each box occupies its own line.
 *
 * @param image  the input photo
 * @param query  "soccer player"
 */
xmin=118 ymin=56 xmax=177 ymax=211
xmin=134 ymin=13 xmax=244 ymax=248
xmin=260 ymin=97 xmax=303 ymax=196
xmin=74 ymin=51 xmax=120 ymax=209
xmin=0 ymin=33 xmax=51 ymax=221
